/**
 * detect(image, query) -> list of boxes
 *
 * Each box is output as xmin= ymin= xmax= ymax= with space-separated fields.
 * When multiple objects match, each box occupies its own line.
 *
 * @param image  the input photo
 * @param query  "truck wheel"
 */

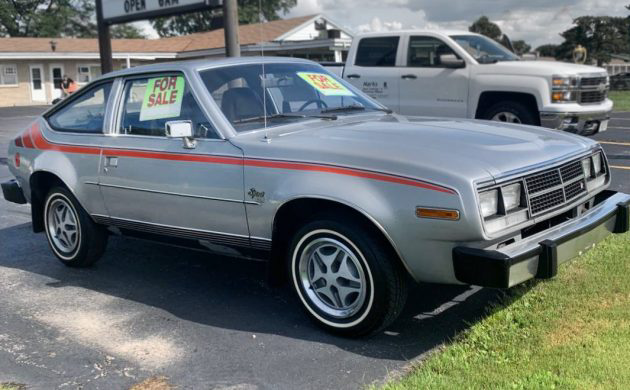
xmin=288 ymin=216 xmax=407 ymax=337
xmin=43 ymin=186 xmax=108 ymax=267
xmin=483 ymin=101 xmax=538 ymax=126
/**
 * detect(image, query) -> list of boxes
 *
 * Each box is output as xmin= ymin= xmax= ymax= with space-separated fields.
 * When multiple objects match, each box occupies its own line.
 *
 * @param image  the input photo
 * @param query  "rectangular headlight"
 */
xmin=582 ymin=158 xmax=592 ymax=178
xmin=479 ymin=189 xmax=499 ymax=218
xmin=502 ymin=183 xmax=522 ymax=211
xmin=552 ymin=75 xmax=578 ymax=89
xmin=592 ymin=153 xmax=602 ymax=176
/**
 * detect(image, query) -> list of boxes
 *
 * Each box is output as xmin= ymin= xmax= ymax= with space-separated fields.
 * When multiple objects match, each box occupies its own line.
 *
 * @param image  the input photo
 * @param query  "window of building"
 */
xmin=119 ymin=74 xmax=218 ymax=139
xmin=407 ymin=36 xmax=459 ymax=67
xmin=1 ymin=64 xmax=18 ymax=85
xmin=355 ymin=37 xmax=399 ymax=67
xmin=77 ymin=65 xmax=101 ymax=83
xmin=47 ymin=81 xmax=113 ymax=133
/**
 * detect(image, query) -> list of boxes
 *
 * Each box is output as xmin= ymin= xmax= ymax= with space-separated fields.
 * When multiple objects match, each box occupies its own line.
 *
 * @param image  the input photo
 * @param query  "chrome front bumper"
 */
xmin=453 ymin=190 xmax=630 ymax=288
xmin=540 ymin=109 xmax=612 ymax=136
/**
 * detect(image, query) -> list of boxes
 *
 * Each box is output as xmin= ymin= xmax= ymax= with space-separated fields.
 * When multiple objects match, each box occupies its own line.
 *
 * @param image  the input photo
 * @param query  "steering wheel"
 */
xmin=298 ymin=99 xmax=328 ymax=111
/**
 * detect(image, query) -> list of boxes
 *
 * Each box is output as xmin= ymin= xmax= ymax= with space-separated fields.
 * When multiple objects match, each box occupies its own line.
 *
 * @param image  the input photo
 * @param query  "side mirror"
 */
xmin=165 ymin=120 xmax=196 ymax=149
xmin=440 ymin=54 xmax=466 ymax=69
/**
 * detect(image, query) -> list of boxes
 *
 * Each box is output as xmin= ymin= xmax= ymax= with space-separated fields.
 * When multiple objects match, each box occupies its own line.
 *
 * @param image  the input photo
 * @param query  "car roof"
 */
xmin=354 ymin=30 xmax=477 ymax=38
xmin=101 ymin=56 xmax=319 ymax=80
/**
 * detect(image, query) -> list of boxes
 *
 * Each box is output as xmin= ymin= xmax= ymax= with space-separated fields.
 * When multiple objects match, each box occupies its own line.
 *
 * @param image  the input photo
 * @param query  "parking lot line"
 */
xmin=598 ymin=140 xmax=630 ymax=146
xmin=610 ymin=165 xmax=630 ymax=171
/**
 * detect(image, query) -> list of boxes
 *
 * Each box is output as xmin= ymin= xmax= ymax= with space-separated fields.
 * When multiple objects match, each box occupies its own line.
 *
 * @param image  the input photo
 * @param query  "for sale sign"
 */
xmin=140 ymin=76 xmax=185 ymax=121
xmin=297 ymin=72 xmax=355 ymax=97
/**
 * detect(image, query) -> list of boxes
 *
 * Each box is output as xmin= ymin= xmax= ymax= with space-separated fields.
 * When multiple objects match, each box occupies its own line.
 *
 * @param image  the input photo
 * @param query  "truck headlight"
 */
xmin=582 ymin=157 xmax=592 ymax=178
xmin=502 ymin=183 xmax=522 ymax=211
xmin=479 ymin=189 xmax=499 ymax=218
xmin=551 ymin=75 xmax=578 ymax=103
xmin=592 ymin=153 xmax=602 ymax=176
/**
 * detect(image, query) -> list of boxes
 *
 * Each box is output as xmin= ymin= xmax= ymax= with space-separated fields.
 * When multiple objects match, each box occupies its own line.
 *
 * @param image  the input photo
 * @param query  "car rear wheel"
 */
xmin=483 ymin=101 xmax=538 ymax=126
xmin=44 ymin=186 xmax=108 ymax=267
xmin=289 ymin=216 xmax=407 ymax=337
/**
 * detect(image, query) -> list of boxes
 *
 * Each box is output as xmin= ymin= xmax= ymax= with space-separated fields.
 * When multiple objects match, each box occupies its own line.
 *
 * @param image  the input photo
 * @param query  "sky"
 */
xmin=283 ymin=0 xmax=629 ymax=48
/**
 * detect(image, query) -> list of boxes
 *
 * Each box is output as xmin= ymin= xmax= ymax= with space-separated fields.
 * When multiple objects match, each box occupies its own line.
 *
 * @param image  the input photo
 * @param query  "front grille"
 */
xmin=579 ymin=90 xmax=607 ymax=104
xmin=580 ymin=77 xmax=607 ymax=87
xmin=530 ymin=189 xmax=565 ymax=214
xmin=524 ymin=160 xmax=587 ymax=215
xmin=565 ymin=180 xmax=586 ymax=201
xmin=525 ymin=170 xmax=561 ymax=194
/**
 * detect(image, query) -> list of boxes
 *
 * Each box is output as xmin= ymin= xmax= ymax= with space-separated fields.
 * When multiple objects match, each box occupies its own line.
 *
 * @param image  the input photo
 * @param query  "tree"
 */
xmin=512 ymin=40 xmax=531 ymax=55
xmin=556 ymin=16 xmax=630 ymax=66
xmin=111 ymin=24 xmax=146 ymax=39
xmin=0 ymin=0 xmax=144 ymax=38
xmin=152 ymin=0 xmax=297 ymax=37
xmin=469 ymin=16 xmax=502 ymax=42
xmin=535 ymin=44 xmax=559 ymax=57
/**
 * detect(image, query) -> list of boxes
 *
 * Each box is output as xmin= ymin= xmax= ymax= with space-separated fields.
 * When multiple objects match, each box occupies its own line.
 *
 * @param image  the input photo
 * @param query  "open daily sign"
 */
xmin=140 ymin=76 xmax=185 ymax=121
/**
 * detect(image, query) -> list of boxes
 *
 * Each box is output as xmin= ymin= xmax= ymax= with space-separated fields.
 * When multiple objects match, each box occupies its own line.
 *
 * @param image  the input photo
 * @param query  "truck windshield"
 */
xmin=450 ymin=34 xmax=519 ymax=63
xmin=199 ymin=62 xmax=385 ymax=132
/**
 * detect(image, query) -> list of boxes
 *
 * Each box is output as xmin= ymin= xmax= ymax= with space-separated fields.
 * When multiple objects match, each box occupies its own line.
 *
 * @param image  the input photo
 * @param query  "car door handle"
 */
xmin=104 ymin=156 xmax=118 ymax=168
xmin=346 ymin=74 xmax=361 ymax=79
xmin=401 ymin=74 xmax=417 ymax=79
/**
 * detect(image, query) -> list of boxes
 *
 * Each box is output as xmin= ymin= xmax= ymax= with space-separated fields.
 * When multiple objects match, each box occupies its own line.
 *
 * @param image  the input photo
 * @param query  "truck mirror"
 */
xmin=440 ymin=54 xmax=465 ymax=69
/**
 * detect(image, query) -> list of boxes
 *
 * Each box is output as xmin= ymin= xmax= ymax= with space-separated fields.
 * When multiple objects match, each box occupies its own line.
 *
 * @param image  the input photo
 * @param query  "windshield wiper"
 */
xmin=321 ymin=105 xmax=392 ymax=114
xmin=232 ymin=113 xmax=337 ymax=125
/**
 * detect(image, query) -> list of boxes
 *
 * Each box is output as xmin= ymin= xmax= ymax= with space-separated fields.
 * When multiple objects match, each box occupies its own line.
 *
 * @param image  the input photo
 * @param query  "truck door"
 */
xmin=398 ymin=35 xmax=469 ymax=118
xmin=343 ymin=36 xmax=402 ymax=112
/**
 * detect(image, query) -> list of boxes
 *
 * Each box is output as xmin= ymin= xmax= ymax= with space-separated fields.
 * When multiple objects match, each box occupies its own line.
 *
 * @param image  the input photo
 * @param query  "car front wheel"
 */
xmin=483 ymin=101 xmax=538 ymax=126
xmin=43 ymin=186 xmax=108 ymax=267
xmin=289 ymin=217 xmax=407 ymax=337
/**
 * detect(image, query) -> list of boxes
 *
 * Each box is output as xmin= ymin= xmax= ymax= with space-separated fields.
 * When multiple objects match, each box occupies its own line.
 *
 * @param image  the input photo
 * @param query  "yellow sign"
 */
xmin=297 ymin=72 xmax=355 ymax=96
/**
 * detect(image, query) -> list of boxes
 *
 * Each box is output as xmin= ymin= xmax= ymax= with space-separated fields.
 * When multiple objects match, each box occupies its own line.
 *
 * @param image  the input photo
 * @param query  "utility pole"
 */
xmin=223 ymin=0 xmax=241 ymax=57
xmin=95 ymin=0 xmax=113 ymax=73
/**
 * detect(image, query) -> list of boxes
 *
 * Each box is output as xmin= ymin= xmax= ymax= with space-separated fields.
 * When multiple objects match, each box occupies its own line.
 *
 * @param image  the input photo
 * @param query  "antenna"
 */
xmin=258 ymin=0 xmax=269 ymax=142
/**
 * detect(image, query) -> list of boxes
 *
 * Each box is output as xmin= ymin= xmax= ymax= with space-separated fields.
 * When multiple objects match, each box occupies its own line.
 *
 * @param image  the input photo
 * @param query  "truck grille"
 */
xmin=580 ymin=76 xmax=607 ymax=87
xmin=579 ymin=90 xmax=607 ymax=104
xmin=525 ymin=160 xmax=587 ymax=215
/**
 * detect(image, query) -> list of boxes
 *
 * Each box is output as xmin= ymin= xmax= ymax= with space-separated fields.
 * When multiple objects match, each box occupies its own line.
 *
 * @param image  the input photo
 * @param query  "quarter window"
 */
xmin=407 ymin=36 xmax=458 ymax=67
xmin=47 ymin=82 xmax=113 ymax=133
xmin=355 ymin=37 xmax=399 ymax=67
xmin=1 ymin=64 xmax=18 ymax=85
xmin=119 ymin=74 xmax=218 ymax=139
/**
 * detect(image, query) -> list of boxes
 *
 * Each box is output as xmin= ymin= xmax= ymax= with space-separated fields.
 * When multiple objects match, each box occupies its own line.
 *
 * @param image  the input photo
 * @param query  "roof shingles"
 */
xmin=0 ymin=15 xmax=315 ymax=54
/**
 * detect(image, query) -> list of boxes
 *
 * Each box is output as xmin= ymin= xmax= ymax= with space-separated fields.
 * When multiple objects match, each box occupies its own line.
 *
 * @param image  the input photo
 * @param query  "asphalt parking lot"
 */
xmin=1 ymin=106 xmax=628 ymax=389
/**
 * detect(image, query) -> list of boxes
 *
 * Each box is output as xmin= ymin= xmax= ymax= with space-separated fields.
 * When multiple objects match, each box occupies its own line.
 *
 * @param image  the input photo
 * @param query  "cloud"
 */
xmin=287 ymin=0 xmax=629 ymax=46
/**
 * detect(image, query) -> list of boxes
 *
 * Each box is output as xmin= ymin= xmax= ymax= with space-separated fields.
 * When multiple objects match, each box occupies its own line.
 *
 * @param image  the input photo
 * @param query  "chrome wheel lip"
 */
xmin=491 ymin=111 xmax=522 ymax=124
xmin=45 ymin=194 xmax=81 ymax=260
xmin=292 ymin=229 xmax=375 ymax=328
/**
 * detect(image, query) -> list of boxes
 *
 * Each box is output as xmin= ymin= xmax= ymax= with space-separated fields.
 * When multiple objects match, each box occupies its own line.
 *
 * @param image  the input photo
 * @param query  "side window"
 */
xmin=47 ymin=81 xmax=112 ymax=133
xmin=119 ymin=74 xmax=218 ymax=139
xmin=355 ymin=37 xmax=399 ymax=67
xmin=407 ymin=36 xmax=458 ymax=67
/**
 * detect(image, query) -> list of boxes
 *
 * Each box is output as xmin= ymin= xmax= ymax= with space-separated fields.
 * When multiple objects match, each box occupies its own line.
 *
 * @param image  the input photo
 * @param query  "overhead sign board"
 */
xmin=101 ymin=0 xmax=223 ymax=24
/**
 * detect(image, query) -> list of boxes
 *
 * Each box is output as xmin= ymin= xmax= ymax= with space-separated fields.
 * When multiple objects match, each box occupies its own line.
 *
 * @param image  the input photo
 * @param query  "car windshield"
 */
xmin=450 ymin=34 xmax=519 ymax=63
xmin=199 ymin=62 xmax=386 ymax=132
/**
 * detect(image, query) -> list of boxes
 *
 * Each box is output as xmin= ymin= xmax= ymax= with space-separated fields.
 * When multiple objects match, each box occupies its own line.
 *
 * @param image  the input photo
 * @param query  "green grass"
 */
xmin=0 ymin=384 xmax=26 ymax=390
xmin=610 ymin=90 xmax=630 ymax=112
xmin=381 ymin=232 xmax=630 ymax=390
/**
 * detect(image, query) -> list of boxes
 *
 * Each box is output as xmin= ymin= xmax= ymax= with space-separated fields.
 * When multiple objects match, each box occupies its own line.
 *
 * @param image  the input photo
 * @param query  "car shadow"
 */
xmin=0 ymin=222 xmax=525 ymax=361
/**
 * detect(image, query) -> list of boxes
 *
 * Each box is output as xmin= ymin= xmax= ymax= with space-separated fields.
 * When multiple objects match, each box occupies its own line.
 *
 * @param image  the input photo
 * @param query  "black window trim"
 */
xmin=113 ymin=71 xmax=221 ymax=140
xmin=44 ymin=78 xmax=115 ymax=134
xmin=354 ymin=36 xmax=401 ymax=68
xmin=406 ymin=35 xmax=461 ymax=68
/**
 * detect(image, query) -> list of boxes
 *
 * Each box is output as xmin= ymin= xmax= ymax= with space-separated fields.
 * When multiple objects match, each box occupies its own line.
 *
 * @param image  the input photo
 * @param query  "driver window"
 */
xmin=119 ymin=74 xmax=218 ymax=139
xmin=407 ymin=36 xmax=458 ymax=67
xmin=48 ymin=81 xmax=112 ymax=133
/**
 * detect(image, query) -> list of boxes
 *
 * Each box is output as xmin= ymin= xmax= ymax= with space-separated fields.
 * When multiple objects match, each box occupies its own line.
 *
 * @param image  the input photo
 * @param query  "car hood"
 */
xmin=236 ymin=114 xmax=597 ymax=186
xmin=475 ymin=60 xmax=607 ymax=77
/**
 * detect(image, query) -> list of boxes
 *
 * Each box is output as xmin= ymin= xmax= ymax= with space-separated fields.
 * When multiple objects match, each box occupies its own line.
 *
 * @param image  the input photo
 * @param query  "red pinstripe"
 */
xmin=22 ymin=123 xmax=456 ymax=195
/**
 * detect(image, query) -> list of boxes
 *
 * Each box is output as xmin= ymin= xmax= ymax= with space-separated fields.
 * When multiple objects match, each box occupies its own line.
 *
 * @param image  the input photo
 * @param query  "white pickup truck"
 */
xmin=325 ymin=31 xmax=613 ymax=136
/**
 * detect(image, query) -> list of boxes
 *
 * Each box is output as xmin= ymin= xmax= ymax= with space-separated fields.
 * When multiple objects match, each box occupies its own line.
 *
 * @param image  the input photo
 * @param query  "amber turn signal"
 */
xmin=416 ymin=207 xmax=460 ymax=220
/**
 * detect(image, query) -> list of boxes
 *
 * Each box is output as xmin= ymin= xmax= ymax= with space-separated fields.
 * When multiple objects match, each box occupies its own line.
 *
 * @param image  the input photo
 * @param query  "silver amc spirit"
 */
xmin=2 ymin=58 xmax=629 ymax=337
